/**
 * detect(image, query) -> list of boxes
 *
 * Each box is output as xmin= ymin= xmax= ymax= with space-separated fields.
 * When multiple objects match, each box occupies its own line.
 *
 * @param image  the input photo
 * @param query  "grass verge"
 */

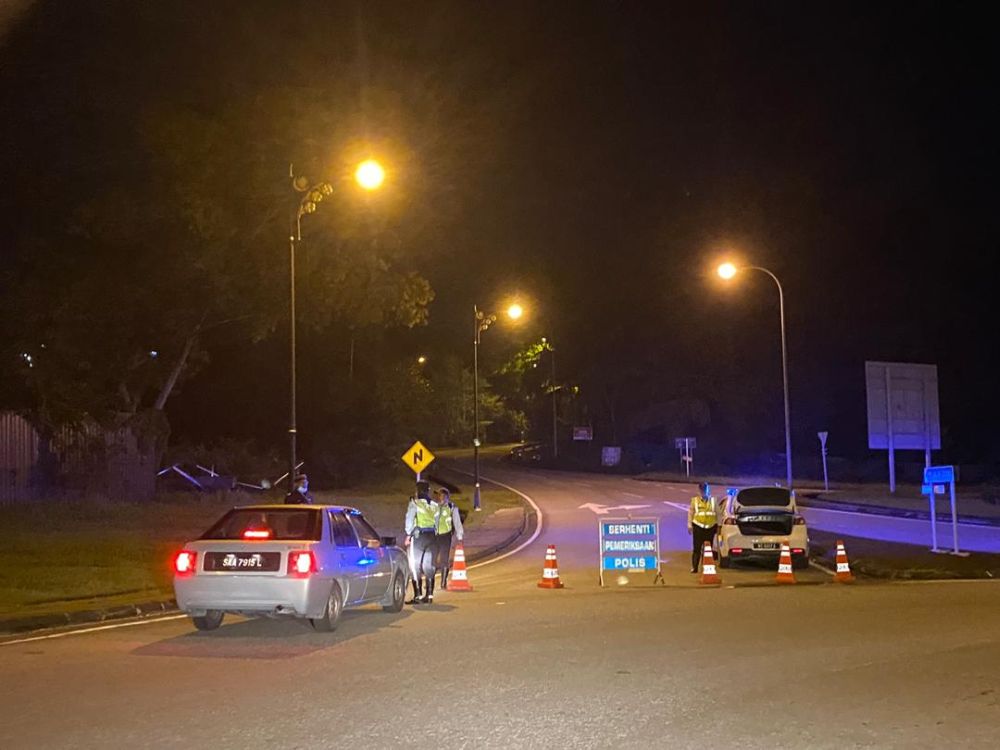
xmin=810 ymin=529 xmax=1000 ymax=580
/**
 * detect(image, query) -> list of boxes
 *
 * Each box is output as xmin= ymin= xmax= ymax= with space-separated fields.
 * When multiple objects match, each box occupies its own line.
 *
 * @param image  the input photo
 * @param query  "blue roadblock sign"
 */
xmin=599 ymin=519 xmax=661 ymax=586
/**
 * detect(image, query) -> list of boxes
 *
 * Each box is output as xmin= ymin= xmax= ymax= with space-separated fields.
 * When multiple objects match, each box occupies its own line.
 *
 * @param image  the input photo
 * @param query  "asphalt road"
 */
xmin=2 ymin=462 xmax=999 ymax=749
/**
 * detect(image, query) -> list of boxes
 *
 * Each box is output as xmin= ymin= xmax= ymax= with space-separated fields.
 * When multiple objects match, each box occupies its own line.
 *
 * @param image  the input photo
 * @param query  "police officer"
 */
xmin=404 ymin=480 xmax=438 ymax=603
xmin=432 ymin=488 xmax=464 ymax=589
xmin=283 ymin=473 xmax=314 ymax=504
xmin=687 ymin=481 xmax=719 ymax=573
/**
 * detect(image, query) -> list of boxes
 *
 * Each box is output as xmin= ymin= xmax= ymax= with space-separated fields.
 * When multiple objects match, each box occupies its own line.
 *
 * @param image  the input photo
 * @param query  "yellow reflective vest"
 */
xmin=433 ymin=502 xmax=454 ymax=535
xmin=414 ymin=498 xmax=437 ymax=529
xmin=689 ymin=496 xmax=718 ymax=528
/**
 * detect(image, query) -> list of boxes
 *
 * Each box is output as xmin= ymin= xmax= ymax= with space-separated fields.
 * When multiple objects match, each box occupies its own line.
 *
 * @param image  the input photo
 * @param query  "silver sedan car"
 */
xmin=173 ymin=504 xmax=410 ymax=632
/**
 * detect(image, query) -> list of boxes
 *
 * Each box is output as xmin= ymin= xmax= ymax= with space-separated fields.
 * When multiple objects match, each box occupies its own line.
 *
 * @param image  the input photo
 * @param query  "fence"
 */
xmin=0 ymin=411 xmax=157 ymax=501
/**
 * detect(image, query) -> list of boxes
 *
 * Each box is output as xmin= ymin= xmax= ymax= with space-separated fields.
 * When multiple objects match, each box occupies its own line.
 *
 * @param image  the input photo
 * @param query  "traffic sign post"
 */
xmin=401 ymin=440 xmax=435 ymax=481
xmin=817 ymin=431 xmax=829 ymax=491
xmin=922 ymin=465 xmax=966 ymax=556
xmin=599 ymin=518 xmax=662 ymax=587
xmin=674 ymin=437 xmax=696 ymax=477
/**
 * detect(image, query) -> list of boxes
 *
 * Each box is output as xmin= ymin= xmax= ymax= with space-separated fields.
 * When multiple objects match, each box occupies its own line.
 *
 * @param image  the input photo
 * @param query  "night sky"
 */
xmin=1 ymin=2 xmax=997 ymax=469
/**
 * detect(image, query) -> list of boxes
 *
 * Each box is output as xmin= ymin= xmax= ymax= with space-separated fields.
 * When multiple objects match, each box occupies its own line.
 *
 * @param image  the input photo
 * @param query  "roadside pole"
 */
xmin=817 ymin=431 xmax=829 ymax=491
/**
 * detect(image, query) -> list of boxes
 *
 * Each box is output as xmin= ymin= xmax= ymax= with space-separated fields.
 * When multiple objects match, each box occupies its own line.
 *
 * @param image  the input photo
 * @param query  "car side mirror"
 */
xmin=380 ymin=536 xmax=396 ymax=547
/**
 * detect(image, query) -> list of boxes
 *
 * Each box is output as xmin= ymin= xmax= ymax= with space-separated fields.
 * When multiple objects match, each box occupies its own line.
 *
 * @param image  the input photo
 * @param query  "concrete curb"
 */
xmin=464 ymin=506 xmax=533 ymax=565
xmin=0 ymin=599 xmax=176 ymax=636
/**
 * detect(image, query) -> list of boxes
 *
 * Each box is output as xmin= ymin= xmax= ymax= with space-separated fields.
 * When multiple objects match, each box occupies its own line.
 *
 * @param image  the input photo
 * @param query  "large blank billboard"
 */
xmin=865 ymin=361 xmax=940 ymax=450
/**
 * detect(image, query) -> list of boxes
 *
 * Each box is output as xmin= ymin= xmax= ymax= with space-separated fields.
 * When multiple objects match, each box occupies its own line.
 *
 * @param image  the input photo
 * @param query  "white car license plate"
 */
xmin=753 ymin=542 xmax=780 ymax=550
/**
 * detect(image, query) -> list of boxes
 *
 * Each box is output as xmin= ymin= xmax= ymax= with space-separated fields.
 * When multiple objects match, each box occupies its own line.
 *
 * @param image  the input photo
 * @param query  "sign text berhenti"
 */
xmin=599 ymin=518 xmax=661 ymax=586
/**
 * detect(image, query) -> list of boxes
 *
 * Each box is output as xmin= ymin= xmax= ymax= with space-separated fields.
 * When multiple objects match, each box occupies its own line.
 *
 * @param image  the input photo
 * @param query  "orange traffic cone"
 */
xmin=776 ymin=542 xmax=796 ymax=584
xmin=446 ymin=542 xmax=474 ymax=592
xmin=700 ymin=541 xmax=721 ymax=585
xmin=833 ymin=539 xmax=855 ymax=583
xmin=537 ymin=544 xmax=565 ymax=589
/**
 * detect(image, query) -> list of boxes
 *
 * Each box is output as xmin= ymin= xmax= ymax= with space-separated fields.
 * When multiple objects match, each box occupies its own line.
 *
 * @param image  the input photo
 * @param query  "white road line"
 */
xmin=809 ymin=560 xmax=835 ymax=577
xmin=623 ymin=492 xmax=645 ymax=498
xmin=0 ymin=614 xmax=188 ymax=647
xmin=467 ymin=474 xmax=544 ymax=570
xmin=663 ymin=501 xmax=689 ymax=513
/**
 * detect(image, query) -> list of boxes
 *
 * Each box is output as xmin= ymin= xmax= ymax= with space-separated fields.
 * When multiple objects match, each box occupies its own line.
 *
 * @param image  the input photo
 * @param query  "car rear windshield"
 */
xmin=201 ymin=508 xmax=322 ymax=541
xmin=736 ymin=488 xmax=792 ymax=507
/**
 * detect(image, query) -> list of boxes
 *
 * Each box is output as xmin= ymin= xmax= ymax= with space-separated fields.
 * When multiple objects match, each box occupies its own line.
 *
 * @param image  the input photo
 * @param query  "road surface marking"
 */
xmin=809 ymin=560 xmax=835 ymax=576
xmin=623 ymin=492 xmax=645 ymax=498
xmin=0 ymin=614 xmax=188 ymax=647
xmin=579 ymin=502 xmax=651 ymax=515
xmin=663 ymin=501 xmax=689 ymax=513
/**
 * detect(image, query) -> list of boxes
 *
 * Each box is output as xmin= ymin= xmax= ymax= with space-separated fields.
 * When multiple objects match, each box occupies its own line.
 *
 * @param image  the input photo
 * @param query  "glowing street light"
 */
xmin=717 ymin=262 xmax=737 ymax=280
xmin=416 ymin=355 xmax=427 ymax=365
xmin=286 ymin=159 xmax=386 ymax=492
xmin=717 ymin=261 xmax=794 ymax=490
xmin=355 ymin=159 xmax=385 ymax=191
xmin=472 ymin=300 xmax=526 ymax=510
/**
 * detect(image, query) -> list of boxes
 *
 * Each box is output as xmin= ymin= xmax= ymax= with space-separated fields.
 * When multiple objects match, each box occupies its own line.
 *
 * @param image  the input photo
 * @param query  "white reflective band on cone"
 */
xmin=779 ymin=564 xmax=792 ymax=573
xmin=837 ymin=562 xmax=850 ymax=572
xmin=543 ymin=568 xmax=559 ymax=578
xmin=452 ymin=570 xmax=468 ymax=580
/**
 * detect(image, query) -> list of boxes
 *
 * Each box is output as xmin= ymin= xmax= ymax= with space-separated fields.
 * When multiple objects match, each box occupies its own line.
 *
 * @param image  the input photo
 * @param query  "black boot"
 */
xmin=440 ymin=567 xmax=450 ymax=589
xmin=423 ymin=577 xmax=435 ymax=604
xmin=409 ymin=578 xmax=422 ymax=604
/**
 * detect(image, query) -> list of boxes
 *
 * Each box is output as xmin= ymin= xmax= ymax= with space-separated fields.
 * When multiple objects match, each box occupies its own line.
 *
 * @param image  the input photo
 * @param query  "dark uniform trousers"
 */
xmin=692 ymin=524 xmax=718 ymax=570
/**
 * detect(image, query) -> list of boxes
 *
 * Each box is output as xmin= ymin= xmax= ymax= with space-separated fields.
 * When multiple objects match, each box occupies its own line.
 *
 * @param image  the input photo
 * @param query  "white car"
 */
xmin=717 ymin=486 xmax=809 ymax=569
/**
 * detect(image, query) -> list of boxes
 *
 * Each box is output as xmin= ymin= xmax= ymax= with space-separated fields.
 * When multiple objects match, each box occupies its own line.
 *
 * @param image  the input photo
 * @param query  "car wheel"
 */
xmin=192 ymin=610 xmax=224 ymax=631
xmin=382 ymin=571 xmax=406 ymax=613
xmin=311 ymin=582 xmax=343 ymax=632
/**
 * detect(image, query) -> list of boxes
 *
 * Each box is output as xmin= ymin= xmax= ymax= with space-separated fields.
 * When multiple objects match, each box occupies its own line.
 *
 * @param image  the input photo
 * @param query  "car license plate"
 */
xmin=753 ymin=542 xmax=780 ymax=550
xmin=204 ymin=552 xmax=281 ymax=572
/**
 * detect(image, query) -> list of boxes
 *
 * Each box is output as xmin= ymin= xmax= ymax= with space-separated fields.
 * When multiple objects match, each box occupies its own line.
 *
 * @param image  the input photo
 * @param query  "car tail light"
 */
xmin=730 ymin=547 xmax=744 ymax=555
xmin=723 ymin=517 xmax=738 ymax=526
xmin=242 ymin=528 xmax=272 ymax=540
xmin=792 ymin=548 xmax=805 ymax=555
xmin=793 ymin=516 xmax=806 ymax=525
xmin=287 ymin=550 xmax=316 ymax=577
xmin=174 ymin=550 xmax=197 ymax=576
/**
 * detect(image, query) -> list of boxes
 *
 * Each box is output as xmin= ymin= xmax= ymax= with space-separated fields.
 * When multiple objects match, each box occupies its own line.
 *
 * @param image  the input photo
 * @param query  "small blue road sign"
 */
xmin=923 ymin=465 xmax=955 ymax=484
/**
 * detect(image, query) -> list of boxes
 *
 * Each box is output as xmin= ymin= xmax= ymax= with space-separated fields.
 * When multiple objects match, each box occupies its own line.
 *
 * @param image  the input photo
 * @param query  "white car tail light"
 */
xmin=174 ymin=550 xmax=197 ymax=576
xmin=287 ymin=550 xmax=316 ymax=577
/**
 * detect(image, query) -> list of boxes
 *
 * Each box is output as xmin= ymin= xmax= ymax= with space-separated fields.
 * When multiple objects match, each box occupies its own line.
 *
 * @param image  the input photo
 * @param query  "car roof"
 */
xmin=232 ymin=503 xmax=362 ymax=514
xmin=736 ymin=486 xmax=791 ymax=493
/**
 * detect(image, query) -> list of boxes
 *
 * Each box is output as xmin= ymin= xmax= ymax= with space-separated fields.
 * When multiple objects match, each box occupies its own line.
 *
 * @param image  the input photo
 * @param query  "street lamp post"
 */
xmin=287 ymin=160 xmax=384 ymax=489
xmin=718 ymin=262 xmax=794 ymax=490
xmin=472 ymin=302 xmax=523 ymax=511
xmin=543 ymin=337 xmax=558 ymax=459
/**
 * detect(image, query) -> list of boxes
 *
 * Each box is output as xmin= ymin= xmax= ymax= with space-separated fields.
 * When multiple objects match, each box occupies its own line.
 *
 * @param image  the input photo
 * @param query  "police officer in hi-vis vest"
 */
xmin=404 ymin=480 xmax=438 ymax=604
xmin=432 ymin=487 xmax=464 ymax=589
xmin=687 ymin=481 xmax=720 ymax=573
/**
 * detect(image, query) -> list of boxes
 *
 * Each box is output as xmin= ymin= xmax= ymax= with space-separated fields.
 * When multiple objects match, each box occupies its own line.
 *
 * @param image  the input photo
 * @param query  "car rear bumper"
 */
xmin=173 ymin=574 xmax=331 ymax=618
xmin=718 ymin=529 xmax=809 ymax=560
